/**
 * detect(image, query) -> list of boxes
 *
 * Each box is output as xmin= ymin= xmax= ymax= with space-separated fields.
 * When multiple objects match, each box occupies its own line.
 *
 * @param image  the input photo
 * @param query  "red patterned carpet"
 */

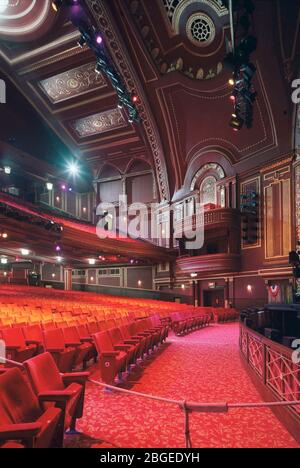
xmin=68 ymin=324 xmax=300 ymax=448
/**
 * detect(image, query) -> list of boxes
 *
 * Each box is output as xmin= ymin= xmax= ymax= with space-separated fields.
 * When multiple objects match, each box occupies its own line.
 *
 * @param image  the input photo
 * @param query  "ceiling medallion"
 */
xmin=186 ymin=13 xmax=216 ymax=47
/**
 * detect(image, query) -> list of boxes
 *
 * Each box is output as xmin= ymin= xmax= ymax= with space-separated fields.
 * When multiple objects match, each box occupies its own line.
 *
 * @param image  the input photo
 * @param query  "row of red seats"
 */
xmin=0 ymin=352 xmax=88 ymax=448
xmin=0 ymin=324 xmax=97 ymax=372
xmin=93 ymin=316 xmax=169 ymax=384
xmin=214 ymin=308 xmax=239 ymax=323
xmin=170 ymin=312 xmax=211 ymax=336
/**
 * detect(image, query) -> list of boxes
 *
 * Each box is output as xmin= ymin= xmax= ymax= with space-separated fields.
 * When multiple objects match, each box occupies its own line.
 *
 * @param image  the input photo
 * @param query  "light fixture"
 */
xmin=83 ymin=207 xmax=87 ymax=213
xmin=228 ymin=77 xmax=235 ymax=86
xmin=190 ymin=273 xmax=197 ymax=278
xmin=21 ymin=249 xmax=30 ymax=256
xmin=56 ymin=257 xmax=63 ymax=263
xmin=52 ymin=273 xmax=56 ymax=278
xmin=1 ymin=232 xmax=8 ymax=239
xmin=56 ymin=196 xmax=60 ymax=203
xmin=67 ymin=161 xmax=80 ymax=177
xmin=138 ymin=280 xmax=142 ymax=287
xmin=1 ymin=258 xmax=8 ymax=265
xmin=51 ymin=0 xmax=62 ymax=12
xmin=46 ymin=182 xmax=53 ymax=191
xmin=4 ymin=166 xmax=11 ymax=175
xmin=90 ymin=276 xmax=95 ymax=282
xmin=181 ymin=284 xmax=185 ymax=290
xmin=88 ymin=258 xmax=96 ymax=265
xmin=247 ymin=285 xmax=253 ymax=293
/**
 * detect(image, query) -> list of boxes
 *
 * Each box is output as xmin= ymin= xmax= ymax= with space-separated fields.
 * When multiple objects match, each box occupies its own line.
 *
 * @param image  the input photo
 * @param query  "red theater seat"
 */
xmin=108 ymin=327 xmax=138 ymax=366
xmin=0 ymin=368 xmax=62 ymax=448
xmin=0 ymin=328 xmax=37 ymax=363
xmin=24 ymin=353 xmax=89 ymax=433
xmin=92 ymin=331 xmax=127 ymax=384
xmin=42 ymin=329 xmax=76 ymax=372
xmin=62 ymin=326 xmax=94 ymax=369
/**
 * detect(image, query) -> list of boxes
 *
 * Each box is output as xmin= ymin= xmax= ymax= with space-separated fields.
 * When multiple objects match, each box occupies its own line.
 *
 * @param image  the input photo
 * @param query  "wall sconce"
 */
xmin=247 ymin=285 xmax=253 ymax=293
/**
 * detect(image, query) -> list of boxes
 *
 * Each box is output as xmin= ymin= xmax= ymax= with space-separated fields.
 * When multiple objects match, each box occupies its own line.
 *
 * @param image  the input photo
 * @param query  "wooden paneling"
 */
xmin=263 ymin=165 xmax=292 ymax=260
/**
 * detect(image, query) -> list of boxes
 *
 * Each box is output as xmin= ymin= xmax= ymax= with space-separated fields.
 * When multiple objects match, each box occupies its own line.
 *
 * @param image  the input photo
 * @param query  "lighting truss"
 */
xmin=52 ymin=0 xmax=140 ymax=123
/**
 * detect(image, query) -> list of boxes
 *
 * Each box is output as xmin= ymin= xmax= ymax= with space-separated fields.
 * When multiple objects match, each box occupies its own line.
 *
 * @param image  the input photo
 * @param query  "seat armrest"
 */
xmin=25 ymin=340 xmax=41 ymax=346
xmin=38 ymin=390 xmax=76 ymax=403
xmin=65 ymin=342 xmax=81 ymax=348
xmin=114 ymin=344 xmax=131 ymax=351
xmin=101 ymin=351 xmax=119 ymax=357
xmin=6 ymin=345 xmax=21 ymax=351
xmin=0 ymin=423 xmax=42 ymax=440
xmin=124 ymin=339 xmax=140 ymax=345
xmin=80 ymin=338 xmax=93 ymax=343
xmin=62 ymin=372 xmax=89 ymax=385
xmin=46 ymin=348 xmax=65 ymax=353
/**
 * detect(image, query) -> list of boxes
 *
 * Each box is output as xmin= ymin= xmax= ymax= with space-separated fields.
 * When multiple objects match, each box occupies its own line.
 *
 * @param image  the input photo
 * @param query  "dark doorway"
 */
xmin=203 ymin=289 xmax=225 ymax=307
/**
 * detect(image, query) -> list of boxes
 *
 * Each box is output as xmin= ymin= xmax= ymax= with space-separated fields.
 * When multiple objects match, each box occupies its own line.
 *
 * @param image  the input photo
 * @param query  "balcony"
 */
xmin=174 ymin=207 xmax=241 ymax=238
xmin=177 ymin=253 xmax=241 ymax=275
xmin=175 ymin=208 xmax=241 ymax=276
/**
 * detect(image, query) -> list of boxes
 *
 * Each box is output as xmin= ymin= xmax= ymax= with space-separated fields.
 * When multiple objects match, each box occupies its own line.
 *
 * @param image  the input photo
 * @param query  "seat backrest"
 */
xmin=93 ymin=331 xmax=114 ymax=354
xmin=62 ymin=326 xmax=80 ymax=344
xmin=0 ymin=368 xmax=41 ymax=425
xmin=119 ymin=325 xmax=131 ymax=340
xmin=76 ymin=324 xmax=89 ymax=339
xmin=109 ymin=328 xmax=123 ymax=345
xmin=1 ymin=327 xmax=26 ymax=348
xmin=43 ymin=328 xmax=65 ymax=350
xmin=23 ymin=324 xmax=43 ymax=343
xmin=24 ymin=352 xmax=64 ymax=394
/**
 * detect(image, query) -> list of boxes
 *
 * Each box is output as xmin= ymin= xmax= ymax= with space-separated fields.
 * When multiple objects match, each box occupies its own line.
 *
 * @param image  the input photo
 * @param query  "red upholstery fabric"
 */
xmin=24 ymin=353 xmax=88 ymax=431
xmin=92 ymin=331 xmax=127 ymax=384
xmin=0 ymin=328 xmax=37 ymax=363
xmin=42 ymin=329 xmax=76 ymax=372
xmin=0 ymin=368 xmax=62 ymax=448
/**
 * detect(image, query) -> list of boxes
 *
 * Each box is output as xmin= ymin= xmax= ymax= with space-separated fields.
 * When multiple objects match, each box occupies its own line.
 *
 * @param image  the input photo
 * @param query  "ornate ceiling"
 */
xmin=0 ymin=0 xmax=299 ymax=201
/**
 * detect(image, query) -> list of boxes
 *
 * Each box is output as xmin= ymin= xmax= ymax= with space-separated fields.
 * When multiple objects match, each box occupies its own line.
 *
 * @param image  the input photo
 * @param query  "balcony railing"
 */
xmin=240 ymin=323 xmax=300 ymax=437
xmin=174 ymin=207 xmax=240 ymax=238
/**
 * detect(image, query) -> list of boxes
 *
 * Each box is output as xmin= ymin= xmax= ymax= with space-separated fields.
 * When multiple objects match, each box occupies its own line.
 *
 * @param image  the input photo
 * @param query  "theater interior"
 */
xmin=0 ymin=0 xmax=299 ymax=450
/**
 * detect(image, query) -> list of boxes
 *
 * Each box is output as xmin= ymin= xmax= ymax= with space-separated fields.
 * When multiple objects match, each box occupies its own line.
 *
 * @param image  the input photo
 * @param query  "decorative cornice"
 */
xmin=260 ymin=155 xmax=293 ymax=173
xmin=86 ymin=0 xmax=170 ymax=201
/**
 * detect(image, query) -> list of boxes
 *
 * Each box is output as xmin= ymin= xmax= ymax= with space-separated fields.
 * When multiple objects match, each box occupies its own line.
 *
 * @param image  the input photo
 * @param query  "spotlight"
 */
xmin=46 ymin=182 xmax=53 ymax=191
xmin=230 ymin=114 xmax=244 ymax=131
xmin=51 ymin=0 xmax=63 ymax=12
xmin=4 ymin=166 xmax=11 ymax=175
xmin=67 ymin=161 xmax=80 ymax=177
xmin=95 ymin=34 xmax=103 ymax=45
xmin=77 ymin=36 xmax=87 ymax=48
xmin=95 ymin=62 xmax=102 ymax=75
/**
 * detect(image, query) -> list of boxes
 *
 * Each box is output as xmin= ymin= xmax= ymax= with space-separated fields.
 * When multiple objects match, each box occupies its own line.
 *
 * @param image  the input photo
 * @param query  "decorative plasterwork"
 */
xmin=71 ymin=108 xmax=127 ymax=138
xmin=191 ymin=163 xmax=225 ymax=190
xmin=128 ymin=0 xmax=229 ymax=81
xmin=170 ymin=0 xmax=228 ymax=33
xmin=0 ymin=0 xmax=53 ymax=38
xmin=39 ymin=63 xmax=106 ymax=104
xmin=86 ymin=0 xmax=170 ymax=201
xmin=186 ymin=13 xmax=216 ymax=47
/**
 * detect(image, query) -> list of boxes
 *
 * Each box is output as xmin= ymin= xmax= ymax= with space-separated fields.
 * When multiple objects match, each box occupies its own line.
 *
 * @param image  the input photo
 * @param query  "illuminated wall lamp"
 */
xmin=88 ymin=259 xmax=96 ymax=266
xmin=21 ymin=249 xmax=30 ymax=256
xmin=247 ymin=285 xmax=253 ymax=293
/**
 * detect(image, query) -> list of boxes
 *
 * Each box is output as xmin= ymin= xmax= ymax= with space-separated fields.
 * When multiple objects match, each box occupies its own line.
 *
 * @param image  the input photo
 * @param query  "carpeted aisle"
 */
xmin=70 ymin=324 xmax=299 ymax=448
